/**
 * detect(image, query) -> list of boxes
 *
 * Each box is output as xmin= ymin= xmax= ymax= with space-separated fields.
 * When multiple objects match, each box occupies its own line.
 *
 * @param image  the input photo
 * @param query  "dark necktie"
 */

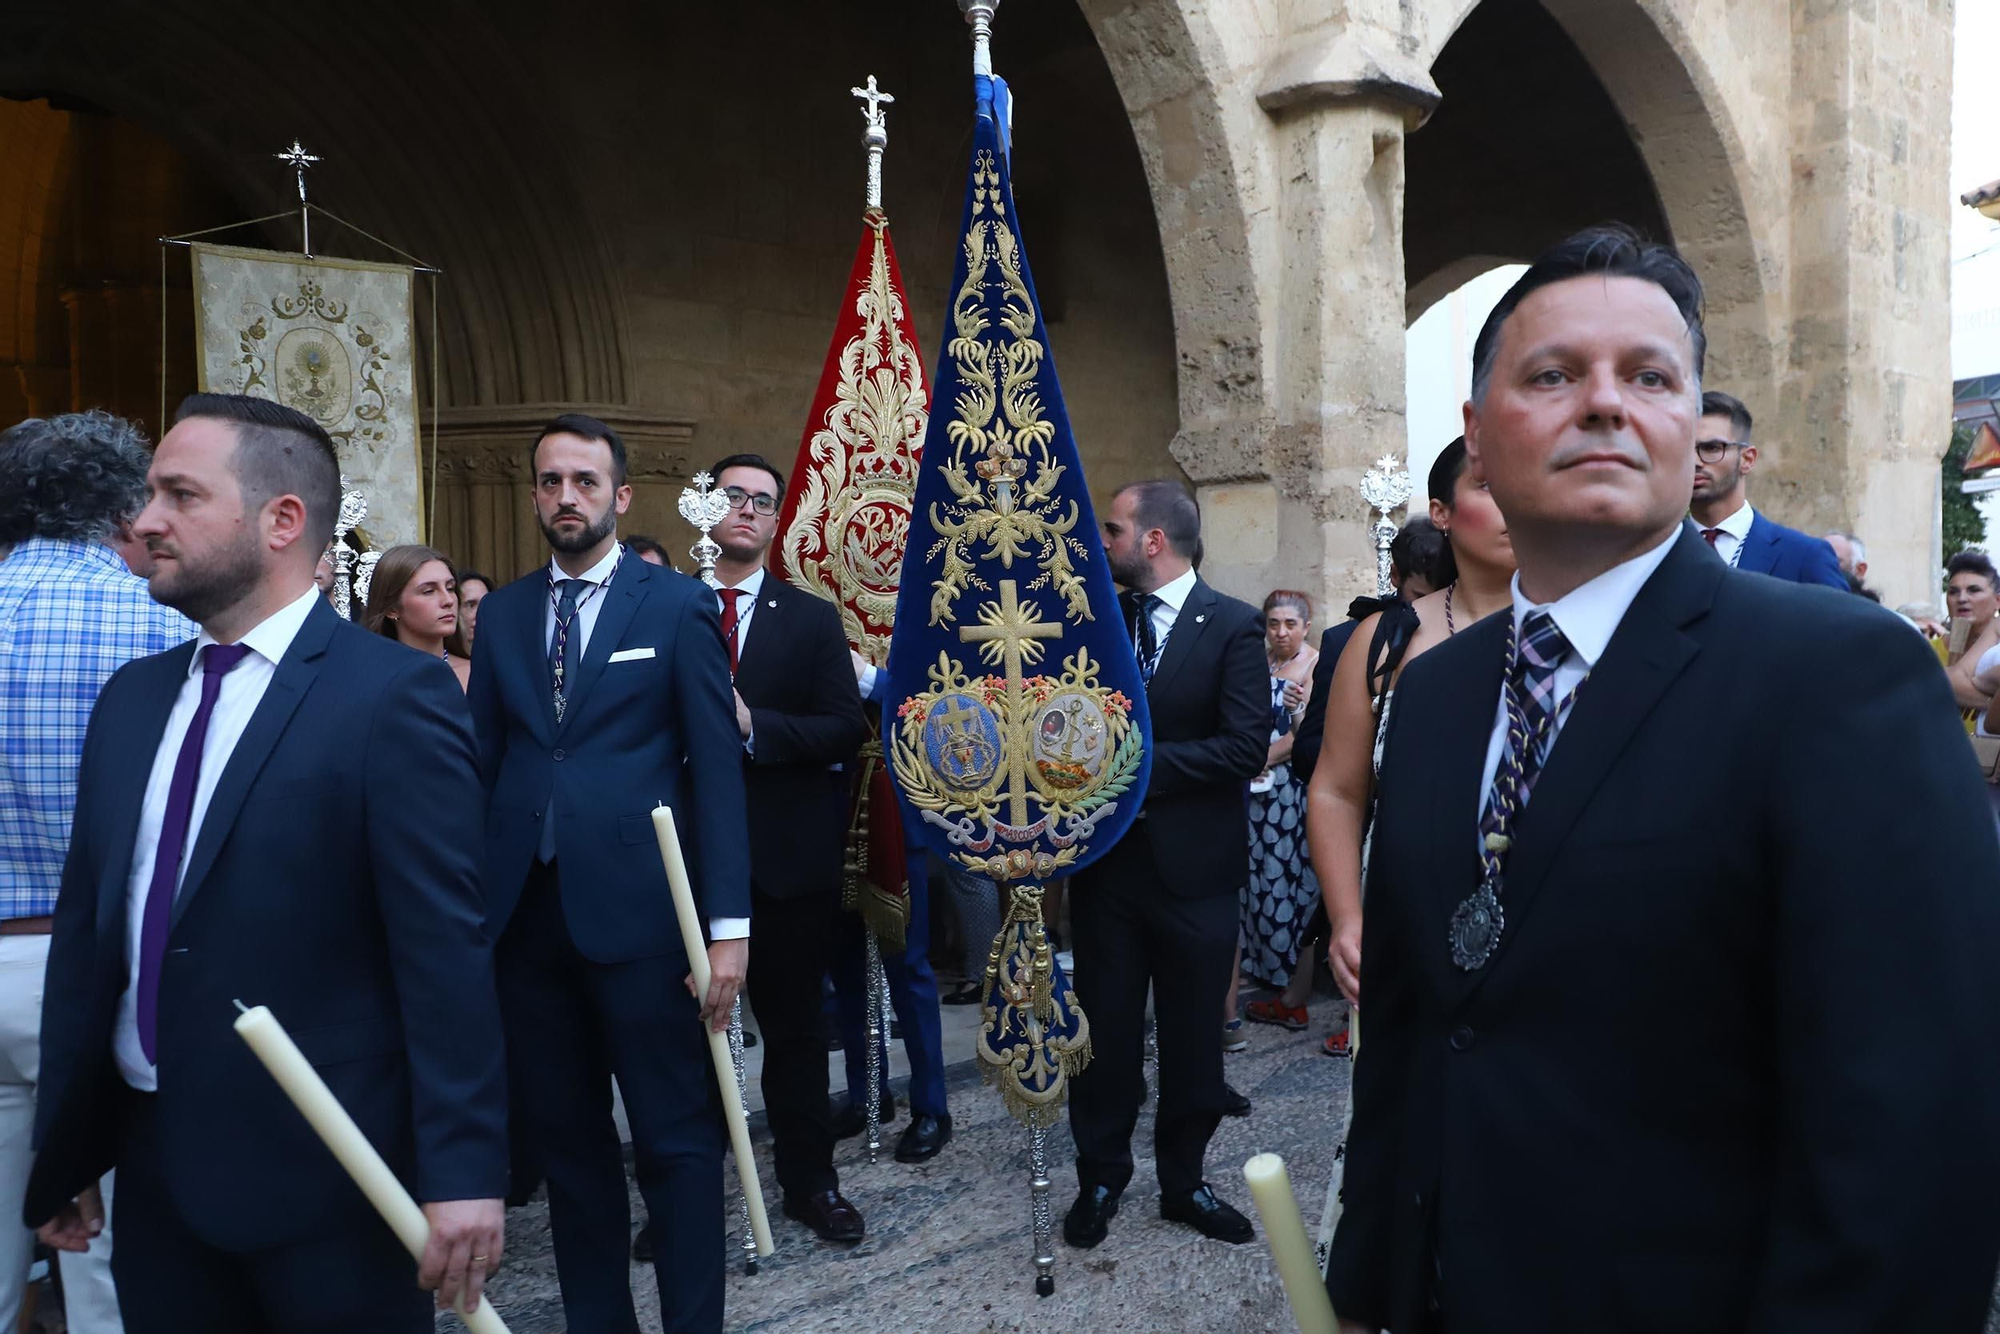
xmin=1701 ymin=527 xmax=1722 ymax=548
xmin=1134 ymin=594 xmax=1163 ymax=684
xmin=719 ymin=588 xmax=744 ymax=674
xmin=136 ymin=641 xmax=252 ymax=1064
xmin=1459 ymin=611 xmax=1576 ymax=970
xmin=549 ymin=578 xmax=584 ymax=707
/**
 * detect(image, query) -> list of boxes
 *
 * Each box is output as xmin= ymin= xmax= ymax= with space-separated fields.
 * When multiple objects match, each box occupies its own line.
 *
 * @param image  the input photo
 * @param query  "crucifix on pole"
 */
xmin=274 ymin=139 xmax=321 ymax=257
xmin=958 ymin=579 xmax=1062 ymax=828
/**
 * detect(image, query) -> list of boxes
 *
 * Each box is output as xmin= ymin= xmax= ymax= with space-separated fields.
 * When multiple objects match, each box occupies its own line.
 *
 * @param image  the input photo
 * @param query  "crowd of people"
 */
xmin=0 ymin=222 xmax=1997 ymax=1334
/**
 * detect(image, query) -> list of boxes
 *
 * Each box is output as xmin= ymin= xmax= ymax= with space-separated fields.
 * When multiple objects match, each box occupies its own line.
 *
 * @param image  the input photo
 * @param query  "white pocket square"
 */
xmin=607 ymin=647 xmax=656 ymax=663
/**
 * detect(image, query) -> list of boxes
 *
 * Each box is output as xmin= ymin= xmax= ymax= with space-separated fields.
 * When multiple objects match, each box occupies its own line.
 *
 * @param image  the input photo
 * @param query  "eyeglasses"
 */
xmin=722 ymin=487 xmax=778 ymax=516
xmin=1695 ymin=439 xmax=1748 ymax=464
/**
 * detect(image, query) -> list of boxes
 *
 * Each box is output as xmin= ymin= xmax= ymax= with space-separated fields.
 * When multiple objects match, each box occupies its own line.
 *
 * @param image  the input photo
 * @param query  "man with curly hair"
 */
xmin=0 ymin=410 xmax=195 ymax=1333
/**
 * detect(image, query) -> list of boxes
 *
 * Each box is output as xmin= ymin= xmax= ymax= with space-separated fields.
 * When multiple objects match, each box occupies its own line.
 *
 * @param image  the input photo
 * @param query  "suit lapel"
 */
xmin=557 ymin=554 xmax=652 ymax=736
xmin=1416 ymin=613 xmax=1510 ymax=992
xmin=100 ymin=648 xmax=193 ymax=931
xmin=1741 ymin=513 xmax=1778 ymax=575
xmin=171 ymin=600 xmax=335 ymax=928
xmin=1457 ymin=531 xmax=1719 ymax=999
xmin=517 ymin=570 xmax=557 ymax=740
xmin=732 ymin=577 xmax=784 ymax=695
xmin=1147 ymin=579 xmax=1214 ymax=698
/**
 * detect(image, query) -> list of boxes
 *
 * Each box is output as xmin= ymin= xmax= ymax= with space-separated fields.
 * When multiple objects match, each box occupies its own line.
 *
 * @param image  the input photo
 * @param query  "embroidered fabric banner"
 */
xmin=190 ymin=243 xmax=423 ymax=546
xmin=884 ymin=73 xmax=1151 ymax=1121
xmin=772 ymin=210 xmax=928 ymax=946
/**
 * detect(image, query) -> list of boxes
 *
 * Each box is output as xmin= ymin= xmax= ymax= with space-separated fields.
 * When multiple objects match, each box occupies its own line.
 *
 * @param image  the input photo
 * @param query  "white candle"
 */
xmin=651 ymin=804 xmax=775 ymax=1257
xmin=1243 ymin=1152 xmax=1339 ymax=1334
xmin=232 ymin=1005 xmax=512 ymax=1334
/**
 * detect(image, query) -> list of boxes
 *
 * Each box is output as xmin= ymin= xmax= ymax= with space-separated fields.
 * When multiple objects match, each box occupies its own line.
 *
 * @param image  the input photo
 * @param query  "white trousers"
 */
xmin=0 ymin=934 xmax=123 ymax=1332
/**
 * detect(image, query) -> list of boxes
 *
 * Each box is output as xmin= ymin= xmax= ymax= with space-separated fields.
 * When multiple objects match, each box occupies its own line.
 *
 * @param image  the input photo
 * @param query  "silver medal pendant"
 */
xmin=1449 ymin=879 xmax=1505 ymax=971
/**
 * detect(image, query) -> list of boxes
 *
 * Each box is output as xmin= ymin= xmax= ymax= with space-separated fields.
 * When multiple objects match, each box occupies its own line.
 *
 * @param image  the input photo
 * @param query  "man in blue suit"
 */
xmin=28 ymin=393 xmax=509 ymax=1332
xmin=1689 ymin=391 xmax=1846 ymax=587
xmin=467 ymin=414 xmax=751 ymax=1334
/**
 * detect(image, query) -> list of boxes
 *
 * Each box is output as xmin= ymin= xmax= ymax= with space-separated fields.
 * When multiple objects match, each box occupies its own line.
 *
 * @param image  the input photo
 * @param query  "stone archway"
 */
xmin=0 ymin=5 xmax=633 ymax=414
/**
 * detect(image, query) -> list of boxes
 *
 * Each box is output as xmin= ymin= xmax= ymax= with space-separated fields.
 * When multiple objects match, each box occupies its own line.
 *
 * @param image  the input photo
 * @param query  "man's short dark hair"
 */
xmin=1390 ymin=515 xmax=1453 ymax=590
xmin=455 ymin=568 xmax=494 ymax=592
xmin=1116 ymin=479 xmax=1202 ymax=559
xmin=175 ymin=393 xmax=342 ymax=553
xmin=532 ymin=413 xmax=628 ymax=488
xmin=624 ymin=536 xmax=673 ymax=566
xmin=707 ymin=453 xmax=786 ymax=496
xmin=1946 ymin=551 xmax=1998 ymax=588
xmin=1700 ymin=391 xmax=1753 ymax=441
xmin=0 ymin=410 xmax=155 ymax=544
xmin=1471 ymin=225 xmax=1706 ymax=403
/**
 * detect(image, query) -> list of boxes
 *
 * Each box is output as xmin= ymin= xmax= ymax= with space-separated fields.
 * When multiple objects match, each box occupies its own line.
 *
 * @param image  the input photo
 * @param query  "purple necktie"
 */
xmin=136 ymin=641 xmax=252 ymax=1064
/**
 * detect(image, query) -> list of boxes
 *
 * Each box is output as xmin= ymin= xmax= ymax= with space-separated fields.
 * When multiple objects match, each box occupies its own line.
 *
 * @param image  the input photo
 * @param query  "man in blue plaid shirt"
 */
xmin=0 ymin=410 xmax=194 ymax=1332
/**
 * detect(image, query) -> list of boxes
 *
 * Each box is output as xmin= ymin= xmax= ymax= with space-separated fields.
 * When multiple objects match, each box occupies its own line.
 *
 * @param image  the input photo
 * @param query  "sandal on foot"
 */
xmin=1243 ymin=999 xmax=1309 ymax=1031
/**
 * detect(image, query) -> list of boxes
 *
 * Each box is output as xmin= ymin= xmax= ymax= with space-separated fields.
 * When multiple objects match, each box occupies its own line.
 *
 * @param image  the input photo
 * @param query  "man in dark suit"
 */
xmin=1062 ymin=479 xmax=1269 ymax=1249
xmin=29 ymin=393 xmax=508 ymax=1332
xmin=1687 ymin=390 xmax=1846 ymax=587
xmin=467 ymin=415 xmax=751 ymax=1334
xmin=705 ymin=452 xmax=869 ymax=1241
xmin=1328 ymin=227 xmax=2000 ymax=1334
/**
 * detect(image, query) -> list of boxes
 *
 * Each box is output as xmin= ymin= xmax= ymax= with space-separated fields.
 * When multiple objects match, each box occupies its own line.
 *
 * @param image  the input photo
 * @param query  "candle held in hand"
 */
xmin=1243 ymin=1152 xmax=1339 ymax=1334
xmin=232 ymin=1004 xmax=513 ymax=1334
xmin=650 ymin=804 xmax=775 ymax=1257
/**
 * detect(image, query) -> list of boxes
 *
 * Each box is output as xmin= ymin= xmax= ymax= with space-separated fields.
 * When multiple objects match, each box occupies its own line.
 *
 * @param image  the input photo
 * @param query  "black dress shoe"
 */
xmin=894 ymin=1113 xmax=953 ymax=1162
xmin=1221 ymin=1082 xmax=1252 ymax=1118
xmin=830 ymin=1092 xmax=897 ymax=1139
xmin=941 ymin=979 xmax=984 ymax=1005
xmin=631 ymin=1222 xmax=653 ymax=1263
xmin=783 ymin=1189 xmax=866 ymax=1244
xmin=1062 ymin=1184 xmax=1122 ymax=1249
xmin=1160 ymin=1185 xmax=1254 ymax=1243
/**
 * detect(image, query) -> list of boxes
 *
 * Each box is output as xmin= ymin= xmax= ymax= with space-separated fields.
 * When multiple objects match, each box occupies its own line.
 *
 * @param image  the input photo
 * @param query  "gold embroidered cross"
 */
xmin=959 ymin=579 xmax=1061 ymax=826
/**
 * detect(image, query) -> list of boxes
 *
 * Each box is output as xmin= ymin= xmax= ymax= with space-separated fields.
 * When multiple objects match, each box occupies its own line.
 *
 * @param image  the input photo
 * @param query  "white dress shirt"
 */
xmin=717 ymin=567 xmax=764 ymax=759
xmin=543 ymin=542 xmax=625 ymax=658
xmin=716 ymin=566 xmax=765 ymax=659
xmin=116 ymin=584 xmax=320 ymax=1090
xmin=1696 ymin=501 xmax=1754 ymax=569
xmin=1135 ymin=566 xmax=1200 ymax=671
xmin=1478 ymin=528 xmax=1681 ymax=810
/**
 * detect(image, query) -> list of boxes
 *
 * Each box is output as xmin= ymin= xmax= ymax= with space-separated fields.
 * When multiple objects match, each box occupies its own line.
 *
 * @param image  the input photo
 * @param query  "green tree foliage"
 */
xmin=1942 ymin=424 xmax=1986 ymax=573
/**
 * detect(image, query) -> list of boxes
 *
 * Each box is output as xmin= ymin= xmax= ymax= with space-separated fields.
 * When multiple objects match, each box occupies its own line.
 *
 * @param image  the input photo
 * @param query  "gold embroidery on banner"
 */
xmin=779 ymin=210 xmax=926 ymax=666
xmin=925 ymin=150 xmax=1089 ymax=632
xmin=890 ymin=582 xmax=1141 ymax=882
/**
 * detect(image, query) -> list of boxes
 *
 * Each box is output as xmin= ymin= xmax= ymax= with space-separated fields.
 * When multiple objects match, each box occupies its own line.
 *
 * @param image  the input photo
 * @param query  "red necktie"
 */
xmin=1701 ymin=528 xmax=1722 ymax=547
xmin=719 ymin=588 xmax=743 ymax=673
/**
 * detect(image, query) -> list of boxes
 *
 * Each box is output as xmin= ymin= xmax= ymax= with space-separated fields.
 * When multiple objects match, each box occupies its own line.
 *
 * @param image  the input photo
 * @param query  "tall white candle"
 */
xmin=651 ymin=804 xmax=775 ymax=1257
xmin=232 ymin=1004 xmax=511 ymax=1334
xmin=1243 ymin=1152 xmax=1339 ymax=1334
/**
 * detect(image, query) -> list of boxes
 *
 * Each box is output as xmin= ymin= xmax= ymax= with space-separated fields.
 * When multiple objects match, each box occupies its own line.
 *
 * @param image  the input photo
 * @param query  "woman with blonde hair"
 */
xmin=363 ymin=543 xmax=471 ymax=691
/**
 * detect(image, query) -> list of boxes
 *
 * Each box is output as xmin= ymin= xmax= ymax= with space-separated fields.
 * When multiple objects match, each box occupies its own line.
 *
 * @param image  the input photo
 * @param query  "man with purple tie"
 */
xmin=27 ymin=394 xmax=509 ymax=1333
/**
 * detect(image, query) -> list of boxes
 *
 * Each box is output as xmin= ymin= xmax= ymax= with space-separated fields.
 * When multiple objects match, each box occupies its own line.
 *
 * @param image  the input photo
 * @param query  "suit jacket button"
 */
xmin=553 ymin=748 xmax=565 ymax=761
xmin=1449 ymin=1025 xmax=1475 ymax=1051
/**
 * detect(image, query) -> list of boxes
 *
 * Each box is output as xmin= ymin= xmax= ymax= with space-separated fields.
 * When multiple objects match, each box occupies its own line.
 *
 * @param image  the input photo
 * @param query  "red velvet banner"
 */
xmin=771 ymin=210 xmax=928 ymax=939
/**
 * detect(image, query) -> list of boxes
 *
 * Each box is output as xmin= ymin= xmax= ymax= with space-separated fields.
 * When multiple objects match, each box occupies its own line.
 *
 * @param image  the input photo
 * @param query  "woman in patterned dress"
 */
xmin=1237 ymin=591 xmax=1322 ymax=1003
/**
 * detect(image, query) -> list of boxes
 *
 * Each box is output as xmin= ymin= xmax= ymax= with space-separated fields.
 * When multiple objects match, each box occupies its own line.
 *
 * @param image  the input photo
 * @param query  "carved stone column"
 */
xmin=430 ymin=404 xmax=697 ymax=581
xmin=1248 ymin=30 xmax=1440 ymax=613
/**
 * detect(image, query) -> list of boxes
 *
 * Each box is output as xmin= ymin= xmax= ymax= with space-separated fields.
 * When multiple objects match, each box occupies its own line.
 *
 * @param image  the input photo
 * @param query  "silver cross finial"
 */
xmin=852 ymin=75 xmax=895 ymax=128
xmin=275 ymin=140 xmax=320 ymax=203
xmin=275 ymin=139 xmax=321 ymax=255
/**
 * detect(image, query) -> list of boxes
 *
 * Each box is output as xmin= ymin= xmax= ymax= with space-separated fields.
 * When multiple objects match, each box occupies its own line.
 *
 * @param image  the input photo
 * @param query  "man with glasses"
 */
xmin=1689 ymin=390 xmax=1846 ymax=587
xmin=706 ymin=453 xmax=872 ymax=1242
